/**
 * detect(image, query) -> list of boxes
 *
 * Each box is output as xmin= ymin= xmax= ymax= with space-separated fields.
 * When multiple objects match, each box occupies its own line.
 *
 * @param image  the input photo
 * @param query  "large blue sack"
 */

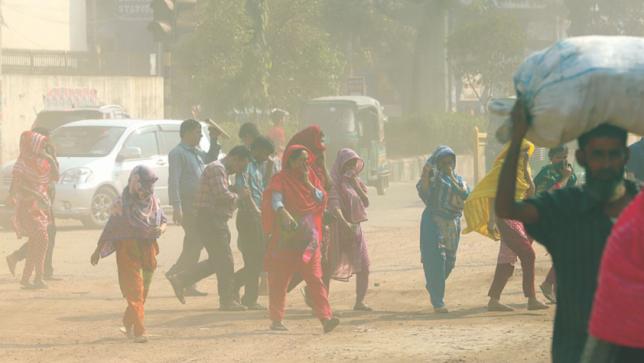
xmin=510 ymin=36 xmax=644 ymax=147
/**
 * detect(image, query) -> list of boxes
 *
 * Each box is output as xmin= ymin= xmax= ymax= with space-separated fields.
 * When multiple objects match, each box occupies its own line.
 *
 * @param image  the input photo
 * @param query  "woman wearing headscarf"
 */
xmin=10 ymin=131 xmax=59 ymax=289
xmin=285 ymin=125 xmax=330 ymax=190
xmin=464 ymin=140 xmax=548 ymax=312
xmin=327 ymin=148 xmax=372 ymax=311
xmin=417 ymin=146 xmax=469 ymax=313
xmin=261 ymin=144 xmax=339 ymax=333
xmin=284 ymin=125 xmax=331 ymax=298
xmin=91 ymin=166 xmax=167 ymax=343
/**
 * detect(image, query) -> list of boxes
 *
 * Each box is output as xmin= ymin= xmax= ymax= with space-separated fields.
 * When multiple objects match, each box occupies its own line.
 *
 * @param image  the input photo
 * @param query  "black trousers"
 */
xmin=233 ymin=209 xmax=265 ymax=305
xmin=175 ymin=211 xmax=234 ymax=305
xmin=14 ymin=221 xmax=57 ymax=276
xmin=167 ymin=204 xmax=204 ymax=276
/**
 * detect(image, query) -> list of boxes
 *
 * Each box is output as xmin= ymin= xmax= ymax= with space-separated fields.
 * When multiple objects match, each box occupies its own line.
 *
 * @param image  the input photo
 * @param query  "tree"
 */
xmin=565 ymin=0 xmax=644 ymax=36
xmin=172 ymin=0 xmax=345 ymax=119
xmin=409 ymin=0 xmax=451 ymax=115
xmin=321 ymin=0 xmax=417 ymax=108
xmin=447 ymin=8 xmax=527 ymax=109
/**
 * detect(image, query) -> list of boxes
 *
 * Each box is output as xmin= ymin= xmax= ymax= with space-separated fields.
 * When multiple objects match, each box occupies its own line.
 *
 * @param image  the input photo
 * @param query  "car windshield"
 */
xmin=51 ymin=126 xmax=126 ymax=157
xmin=302 ymin=103 xmax=356 ymax=135
xmin=33 ymin=110 xmax=104 ymax=131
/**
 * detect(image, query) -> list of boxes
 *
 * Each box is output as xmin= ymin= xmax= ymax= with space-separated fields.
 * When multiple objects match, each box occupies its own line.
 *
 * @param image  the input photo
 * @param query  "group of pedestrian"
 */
xmin=7 ymin=101 xmax=644 ymax=361
xmin=415 ymin=98 xmax=644 ymax=361
xmin=471 ymin=99 xmax=639 ymax=362
xmin=86 ymin=111 xmax=374 ymax=340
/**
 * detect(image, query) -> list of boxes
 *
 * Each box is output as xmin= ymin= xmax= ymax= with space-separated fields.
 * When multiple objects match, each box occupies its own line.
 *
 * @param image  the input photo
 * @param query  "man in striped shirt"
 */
xmin=495 ymin=99 xmax=637 ymax=363
xmin=168 ymin=146 xmax=251 ymax=311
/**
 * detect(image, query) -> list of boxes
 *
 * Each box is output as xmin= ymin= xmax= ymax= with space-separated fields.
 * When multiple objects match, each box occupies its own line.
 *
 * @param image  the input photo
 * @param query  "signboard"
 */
xmin=117 ymin=0 xmax=153 ymax=21
xmin=43 ymin=88 xmax=100 ymax=110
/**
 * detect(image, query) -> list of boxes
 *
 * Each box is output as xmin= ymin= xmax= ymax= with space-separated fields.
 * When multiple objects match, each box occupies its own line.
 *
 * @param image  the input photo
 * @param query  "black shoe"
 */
xmin=166 ymin=274 xmax=185 ymax=304
xmin=220 ymin=301 xmax=247 ymax=312
xmin=184 ymin=286 xmax=208 ymax=297
xmin=322 ymin=317 xmax=340 ymax=333
xmin=270 ymin=321 xmax=288 ymax=331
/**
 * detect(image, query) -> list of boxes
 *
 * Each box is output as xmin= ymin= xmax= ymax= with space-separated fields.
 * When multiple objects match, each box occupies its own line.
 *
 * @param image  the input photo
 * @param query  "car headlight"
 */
xmin=60 ymin=167 xmax=93 ymax=185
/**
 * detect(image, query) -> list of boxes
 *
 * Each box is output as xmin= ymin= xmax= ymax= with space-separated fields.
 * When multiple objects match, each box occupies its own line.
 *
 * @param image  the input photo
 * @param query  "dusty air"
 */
xmin=2 ymin=1 xmax=644 ymax=362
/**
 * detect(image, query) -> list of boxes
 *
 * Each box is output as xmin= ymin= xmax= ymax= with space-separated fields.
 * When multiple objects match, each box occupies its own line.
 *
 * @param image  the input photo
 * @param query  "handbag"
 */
xmin=278 ymin=215 xmax=317 ymax=251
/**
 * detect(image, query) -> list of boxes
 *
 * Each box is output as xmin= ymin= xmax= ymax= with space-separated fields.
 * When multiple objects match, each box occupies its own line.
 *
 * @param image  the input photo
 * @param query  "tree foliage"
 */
xmin=447 ymin=7 xmax=527 ymax=107
xmin=174 ymin=0 xmax=345 ymax=119
xmin=565 ymin=0 xmax=644 ymax=36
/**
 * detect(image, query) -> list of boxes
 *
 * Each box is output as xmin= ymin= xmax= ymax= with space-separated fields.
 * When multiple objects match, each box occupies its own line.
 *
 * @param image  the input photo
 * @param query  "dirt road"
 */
xmin=0 ymin=182 xmax=554 ymax=362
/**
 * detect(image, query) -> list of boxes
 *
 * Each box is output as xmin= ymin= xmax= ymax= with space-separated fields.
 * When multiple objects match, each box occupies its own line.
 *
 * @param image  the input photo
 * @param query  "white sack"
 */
xmin=511 ymin=36 xmax=644 ymax=147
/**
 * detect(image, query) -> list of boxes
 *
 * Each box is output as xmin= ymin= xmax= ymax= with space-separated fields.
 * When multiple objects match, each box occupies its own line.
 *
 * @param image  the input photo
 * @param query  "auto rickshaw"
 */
xmin=301 ymin=96 xmax=390 ymax=195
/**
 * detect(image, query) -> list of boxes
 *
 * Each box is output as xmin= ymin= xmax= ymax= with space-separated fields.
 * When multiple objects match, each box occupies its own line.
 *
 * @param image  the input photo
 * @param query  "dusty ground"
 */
xmin=0 ymin=182 xmax=554 ymax=363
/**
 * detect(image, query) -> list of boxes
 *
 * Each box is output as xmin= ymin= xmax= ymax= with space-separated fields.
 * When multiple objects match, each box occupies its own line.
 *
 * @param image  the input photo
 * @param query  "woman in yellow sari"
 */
xmin=464 ymin=140 xmax=548 ymax=312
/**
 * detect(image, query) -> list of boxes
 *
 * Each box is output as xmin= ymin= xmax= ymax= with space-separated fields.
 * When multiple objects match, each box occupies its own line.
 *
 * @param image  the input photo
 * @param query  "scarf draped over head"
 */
xmin=13 ymin=131 xmax=54 ymax=193
xmin=11 ymin=130 xmax=57 ymax=241
xmin=426 ymin=145 xmax=455 ymax=168
xmin=286 ymin=125 xmax=328 ymax=188
xmin=463 ymin=140 xmax=535 ymax=240
xmin=329 ymin=148 xmax=368 ymax=224
xmin=122 ymin=165 xmax=163 ymax=232
xmin=286 ymin=125 xmax=326 ymax=155
xmin=261 ymin=144 xmax=326 ymax=234
xmin=97 ymin=165 xmax=166 ymax=257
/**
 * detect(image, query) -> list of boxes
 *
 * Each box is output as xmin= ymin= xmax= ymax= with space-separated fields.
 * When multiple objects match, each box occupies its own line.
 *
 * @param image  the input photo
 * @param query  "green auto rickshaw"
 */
xmin=301 ymin=96 xmax=390 ymax=195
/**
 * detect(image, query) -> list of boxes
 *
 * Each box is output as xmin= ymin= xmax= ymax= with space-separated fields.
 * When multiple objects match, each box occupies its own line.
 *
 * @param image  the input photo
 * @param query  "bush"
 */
xmin=385 ymin=113 xmax=488 ymax=158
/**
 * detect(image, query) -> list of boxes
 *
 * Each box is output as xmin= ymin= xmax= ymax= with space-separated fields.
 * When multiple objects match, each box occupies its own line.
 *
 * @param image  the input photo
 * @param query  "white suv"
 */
xmin=0 ymin=119 xmax=214 ymax=228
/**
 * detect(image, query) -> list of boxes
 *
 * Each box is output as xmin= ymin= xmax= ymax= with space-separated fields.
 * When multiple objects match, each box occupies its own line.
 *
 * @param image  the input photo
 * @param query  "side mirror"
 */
xmin=118 ymin=146 xmax=142 ymax=161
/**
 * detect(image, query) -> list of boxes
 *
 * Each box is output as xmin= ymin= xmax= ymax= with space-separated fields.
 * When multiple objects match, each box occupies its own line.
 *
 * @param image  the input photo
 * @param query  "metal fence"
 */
xmin=2 ymin=49 xmax=155 ymax=76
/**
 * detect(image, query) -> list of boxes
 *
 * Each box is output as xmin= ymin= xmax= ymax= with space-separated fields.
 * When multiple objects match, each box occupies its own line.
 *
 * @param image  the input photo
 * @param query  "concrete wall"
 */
xmin=1 ymin=74 xmax=163 ymax=163
xmin=2 ymin=0 xmax=88 ymax=51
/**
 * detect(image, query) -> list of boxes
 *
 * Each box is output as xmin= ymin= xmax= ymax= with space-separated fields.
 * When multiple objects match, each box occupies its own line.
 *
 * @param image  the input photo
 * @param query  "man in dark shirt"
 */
xmin=495 ymin=100 xmax=637 ymax=363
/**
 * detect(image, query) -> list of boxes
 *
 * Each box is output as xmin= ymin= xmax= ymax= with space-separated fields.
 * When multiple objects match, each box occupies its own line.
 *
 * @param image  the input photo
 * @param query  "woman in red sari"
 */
xmin=10 ymin=131 xmax=59 ymax=289
xmin=262 ymin=144 xmax=339 ymax=333
xmin=285 ymin=125 xmax=332 ymax=298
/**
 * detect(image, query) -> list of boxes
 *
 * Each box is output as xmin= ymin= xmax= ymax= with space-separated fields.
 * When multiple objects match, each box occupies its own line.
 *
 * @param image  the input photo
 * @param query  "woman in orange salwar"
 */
xmin=91 ymin=166 xmax=167 ymax=343
xmin=10 ymin=131 xmax=59 ymax=289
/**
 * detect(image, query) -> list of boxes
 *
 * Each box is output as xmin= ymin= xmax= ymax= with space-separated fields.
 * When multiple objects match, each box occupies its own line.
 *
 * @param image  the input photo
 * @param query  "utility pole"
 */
xmin=148 ymin=0 xmax=197 ymax=118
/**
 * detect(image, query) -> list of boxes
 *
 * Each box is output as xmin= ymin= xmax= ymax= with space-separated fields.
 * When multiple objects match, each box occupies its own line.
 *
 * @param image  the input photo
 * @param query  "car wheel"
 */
xmin=82 ymin=187 xmax=117 ymax=228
